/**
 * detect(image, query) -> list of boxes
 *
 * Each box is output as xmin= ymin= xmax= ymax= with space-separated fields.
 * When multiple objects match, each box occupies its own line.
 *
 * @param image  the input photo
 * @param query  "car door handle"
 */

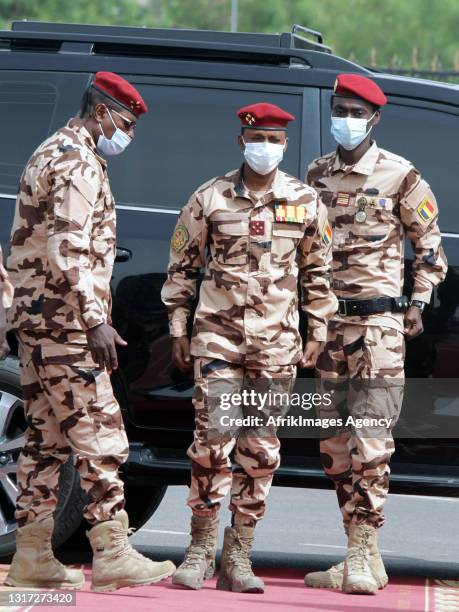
xmin=115 ymin=247 xmax=132 ymax=262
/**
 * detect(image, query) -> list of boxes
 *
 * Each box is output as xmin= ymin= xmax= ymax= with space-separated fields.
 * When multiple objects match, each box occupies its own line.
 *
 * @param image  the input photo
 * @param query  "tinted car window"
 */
xmin=108 ymin=82 xmax=304 ymax=210
xmin=0 ymin=71 xmax=93 ymax=196
xmin=0 ymin=77 xmax=56 ymax=193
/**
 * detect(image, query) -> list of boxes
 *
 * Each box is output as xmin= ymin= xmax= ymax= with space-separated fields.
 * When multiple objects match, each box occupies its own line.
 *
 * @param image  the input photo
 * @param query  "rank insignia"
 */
xmin=321 ymin=220 xmax=332 ymax=245
xmin=274 ymin=203 xmax=306 ymax=223
xmin=417 ymin=197 xmax=435 ymax=222
xmin=171 ymin=225 xmax=189 ymax=253
xmin=336 ymin=192 xmax=351 ymax=206
xmin=245 ymin=113 xmax=255 ymax=125
xmin=250 ymin=220 xmax=265 ymax=236
xmin=378 ymin=198 xmax=387 ymax=208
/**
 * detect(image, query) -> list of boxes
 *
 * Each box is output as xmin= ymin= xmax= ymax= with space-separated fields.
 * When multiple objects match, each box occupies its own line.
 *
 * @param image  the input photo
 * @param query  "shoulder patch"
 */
xmin=321 ymin=219 xmax=332 ymax=245
xmin=171 ymin=225 xmax=189 ymax=253
xmin=417 ymin=197 xmax=436 ymax=222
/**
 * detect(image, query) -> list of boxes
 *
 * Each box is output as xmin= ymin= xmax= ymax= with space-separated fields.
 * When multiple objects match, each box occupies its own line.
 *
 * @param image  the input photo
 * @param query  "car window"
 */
xmin=107 ymin=82 xmax=304 ymax=210
xmin=0 ymin=71 xmax=93 ymax=195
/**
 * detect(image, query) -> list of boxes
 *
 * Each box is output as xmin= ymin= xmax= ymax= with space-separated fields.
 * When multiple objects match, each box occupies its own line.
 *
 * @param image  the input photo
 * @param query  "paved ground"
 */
xmin=131 ymin=485 xmax=459 ymax=579
xmin=0 ymin=486 xmax=457 ymax=611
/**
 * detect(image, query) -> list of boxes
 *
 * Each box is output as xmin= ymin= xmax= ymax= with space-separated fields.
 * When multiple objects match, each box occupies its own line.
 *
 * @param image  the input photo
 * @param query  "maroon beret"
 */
xmin=92 ymin=71 xmax=148 ymax=117
xmin=237 ymin=102 xmax=295 ymax=129
xmin=334 ymin=74 xmax=387 ymax=106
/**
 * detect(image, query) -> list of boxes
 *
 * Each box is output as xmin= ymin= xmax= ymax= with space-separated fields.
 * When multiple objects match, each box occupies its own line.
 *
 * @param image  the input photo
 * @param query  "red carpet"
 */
xmin=1 ymin=564 xmax=458 ymax=611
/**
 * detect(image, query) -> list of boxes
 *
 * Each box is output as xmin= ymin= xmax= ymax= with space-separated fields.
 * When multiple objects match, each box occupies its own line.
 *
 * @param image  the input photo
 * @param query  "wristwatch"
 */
xmin=410 ymin=299 xmax=426 ymax=312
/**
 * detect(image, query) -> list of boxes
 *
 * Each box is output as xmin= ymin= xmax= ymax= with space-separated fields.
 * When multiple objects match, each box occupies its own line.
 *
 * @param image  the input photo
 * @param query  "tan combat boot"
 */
xmin=87 ymin=509 xmax=175 ymax=592
xmin=216 ymin=525 xmax=264 ymax=593
xmin=4 ymin=518 xmax=85 ymax=589
xmin=304 ymin=527 xmax=388 ymax=590
xmin=342 ymin=523 xmax=379 ymax=595
xmin=304 ymin=548 xmax=387 ymax=589
xmin=172 ymin=515 xmax=219 ymax=589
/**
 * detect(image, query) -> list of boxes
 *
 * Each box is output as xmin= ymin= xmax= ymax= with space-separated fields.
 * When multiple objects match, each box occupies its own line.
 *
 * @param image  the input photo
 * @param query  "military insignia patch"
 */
xmin=274 ymin=203 xmax=306 ymax=223
xmin=417 ymin=197 xmax=435 ymax=222
xmin=171 ymin=225 xmax=189 ymax=252
xmin=321 ymin=220 xmax=332 ymax=245
xmin=245 ymin=113 xmax=255 ymax=125
xmin=336 ymin=192 xmax=351 ymax=206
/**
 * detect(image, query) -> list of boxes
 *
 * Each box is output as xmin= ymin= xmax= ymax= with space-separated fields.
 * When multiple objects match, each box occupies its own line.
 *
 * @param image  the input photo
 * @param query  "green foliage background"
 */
xmin=1 ymin=0 xmax=458 ymax=69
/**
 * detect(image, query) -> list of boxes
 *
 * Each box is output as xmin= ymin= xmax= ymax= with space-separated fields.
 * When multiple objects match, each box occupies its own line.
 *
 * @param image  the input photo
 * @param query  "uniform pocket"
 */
xmin=40 ymin=344 xmax=96 ymax=368
xmin=210 ymin=215 xmax=249 ymax=265
xmin=270 ymin=222 xmax=304 ymax=266
xmin=338 ymin=199 xmax=395 ymax=249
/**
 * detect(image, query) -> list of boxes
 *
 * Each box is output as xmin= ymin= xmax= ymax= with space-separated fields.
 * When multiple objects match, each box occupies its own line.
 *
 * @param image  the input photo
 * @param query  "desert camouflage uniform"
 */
xmin=162 ymin=168 xmax=338 ymax=525
xmin=0 ymin=245 xmax=14 ymax=308
xmin=7 ymin=117 xmax=128 ymax=526
xmin=307 ymin=142 xmax=447 ymax=529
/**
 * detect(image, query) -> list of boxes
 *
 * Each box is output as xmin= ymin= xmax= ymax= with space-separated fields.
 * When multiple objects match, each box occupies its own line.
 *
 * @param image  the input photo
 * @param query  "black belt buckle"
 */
xmin=338 ymin=299 xmax=348 ymax=316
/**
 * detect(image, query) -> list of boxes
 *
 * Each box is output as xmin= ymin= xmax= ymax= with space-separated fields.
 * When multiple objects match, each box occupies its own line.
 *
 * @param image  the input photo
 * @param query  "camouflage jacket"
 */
xmin=0 ymin=245 xmax=13 ymax=309
xmin=307 ymin=142 xmax=448 ymax=331
xmin=161 ymin=167 xmax=338 ymax=367
xmin=7 ymin=118 xmax=116 ymax=332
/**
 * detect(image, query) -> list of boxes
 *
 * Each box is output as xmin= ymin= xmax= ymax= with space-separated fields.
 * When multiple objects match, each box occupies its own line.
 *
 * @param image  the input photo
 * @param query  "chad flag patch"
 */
xmin=417 ymin=197 xmax=435 ymax=222
xmin=321 ymin=220 xmax=332 ymax=245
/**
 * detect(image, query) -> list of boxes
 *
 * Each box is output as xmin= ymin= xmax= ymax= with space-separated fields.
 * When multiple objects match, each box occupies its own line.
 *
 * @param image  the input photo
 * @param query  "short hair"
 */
xmin=79 ymin=84 xmax=126 ymax=118
xmin=330 ymin=95 xmax=380 ymax=114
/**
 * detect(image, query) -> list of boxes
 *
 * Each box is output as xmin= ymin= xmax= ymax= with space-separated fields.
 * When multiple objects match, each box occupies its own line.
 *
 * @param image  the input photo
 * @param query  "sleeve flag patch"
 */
xmin=417 ymin=197 xmax=435 ymax=222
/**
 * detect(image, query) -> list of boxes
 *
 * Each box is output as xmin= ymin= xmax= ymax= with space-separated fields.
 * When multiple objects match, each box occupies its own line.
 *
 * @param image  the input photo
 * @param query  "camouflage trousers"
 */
xmin=187 ymin=357 xmax=296 ymax=527
xmin=316 ymin=323 xmax=405 ymax=530
xmin=15 ymin=330 xmax=129 ymax=527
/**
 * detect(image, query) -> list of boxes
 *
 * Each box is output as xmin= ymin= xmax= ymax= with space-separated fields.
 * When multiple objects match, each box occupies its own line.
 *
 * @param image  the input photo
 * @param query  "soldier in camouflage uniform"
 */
xmin=304 ymin=74 xmax=448 ymax=595
xmin=0 ymin=246 xmax=14 ymax=568
xmin=162 ymin=103 xmax=338 ymax=593
xmin=4 ymin=72 xmax=174 ymax=592
xmin=0 ymin=245 xmax=13 ymax=359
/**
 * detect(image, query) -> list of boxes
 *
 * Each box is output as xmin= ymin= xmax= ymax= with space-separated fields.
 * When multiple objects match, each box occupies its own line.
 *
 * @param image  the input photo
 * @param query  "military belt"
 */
xmin=337 ymin=296 xmax=409 ymax=316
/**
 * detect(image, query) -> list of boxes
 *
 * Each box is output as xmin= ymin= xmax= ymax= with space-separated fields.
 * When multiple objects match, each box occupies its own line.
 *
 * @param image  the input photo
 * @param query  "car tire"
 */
xmin=0 ymin=357 xmax=86 ymax=559
xmin=62 ymin=483 xmax=168 ymax=551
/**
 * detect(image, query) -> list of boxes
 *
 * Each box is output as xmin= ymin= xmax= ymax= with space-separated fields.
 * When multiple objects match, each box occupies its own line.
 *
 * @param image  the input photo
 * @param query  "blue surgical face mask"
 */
xmin=330 ymin=112 xmax=376 ymax=151
xmin=97 ymin=108 xmax=132 ymax=156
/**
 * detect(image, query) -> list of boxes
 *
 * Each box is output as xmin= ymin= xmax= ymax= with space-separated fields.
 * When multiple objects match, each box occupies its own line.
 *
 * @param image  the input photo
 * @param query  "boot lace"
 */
xmin=348 ymin=527 xmax=371 ymax=574
xmin=181 ymin=530 xmax=214 ymax=570
xmin=227 ymin=533 xmax=253 ymax=575
xmin=109 ymin=524 xmax=147 ymax=562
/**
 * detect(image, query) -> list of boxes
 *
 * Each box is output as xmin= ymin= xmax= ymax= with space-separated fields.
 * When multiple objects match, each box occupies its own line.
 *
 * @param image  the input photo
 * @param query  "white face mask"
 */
xmin=97 ymin=108 xmax=132 ymax=156
xmin=330 ymin=112 xmax=376 ymax=151
xmin=242 ymin=138 xmax=285 ymax=175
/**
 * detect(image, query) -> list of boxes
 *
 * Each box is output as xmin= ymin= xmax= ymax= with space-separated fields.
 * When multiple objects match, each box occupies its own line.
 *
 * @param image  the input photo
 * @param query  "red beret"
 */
xmin=237 ymin=102 xmax=295 ymax=129
xmin=334 ymin=74 xmax=387 ymax=107
xmin=92 ymin=71 xmax=148 ymax=117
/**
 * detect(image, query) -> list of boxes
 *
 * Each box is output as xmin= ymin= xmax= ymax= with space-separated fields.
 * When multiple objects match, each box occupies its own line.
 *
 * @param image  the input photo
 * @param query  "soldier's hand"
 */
xmin=299 ymin=340 xmax=321 ymax=368
xmin=86 ymin=323 xmax=128 ymax=373
xmin=172 ymin=336 xmax=193 ymax=373
xmin=403 ymin=305 xmax=424 ymax=339
xmin=0 ymin=330 xmax=10 ymax=360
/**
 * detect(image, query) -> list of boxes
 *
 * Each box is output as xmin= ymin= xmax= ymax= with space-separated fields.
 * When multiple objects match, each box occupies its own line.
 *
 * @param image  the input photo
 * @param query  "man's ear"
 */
xmin=372 ymin=110 xmax=381 ymax=126
xmin=284 ymin=136 xmax=289 ymax=152
xmin=93 ymin=102 xmax=106 ymax=122
xmin=238 ymin=134 xmax=245 ymax=151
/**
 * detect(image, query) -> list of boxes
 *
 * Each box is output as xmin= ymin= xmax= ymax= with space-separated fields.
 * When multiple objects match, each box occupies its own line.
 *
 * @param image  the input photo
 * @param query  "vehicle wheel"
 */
xmin=62 ymin=483 xmax=168 ymax=551
xmin=0 ymin=357 xmax=86 ymax=559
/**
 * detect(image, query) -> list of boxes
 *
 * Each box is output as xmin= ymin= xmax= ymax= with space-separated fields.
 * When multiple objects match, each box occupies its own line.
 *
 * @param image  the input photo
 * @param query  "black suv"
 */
xmin=0 ymin=21 xmax=457 ymax=558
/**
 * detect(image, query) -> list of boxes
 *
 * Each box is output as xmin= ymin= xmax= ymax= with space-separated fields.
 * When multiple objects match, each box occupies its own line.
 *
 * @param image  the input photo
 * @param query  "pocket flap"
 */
xmin=272 ymin=222 xmax=305 ymax=239
xmin=40 ymin=344 xmax=96 ymax=368
xmin=211 ymin=215 xmax=249 ymax=236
